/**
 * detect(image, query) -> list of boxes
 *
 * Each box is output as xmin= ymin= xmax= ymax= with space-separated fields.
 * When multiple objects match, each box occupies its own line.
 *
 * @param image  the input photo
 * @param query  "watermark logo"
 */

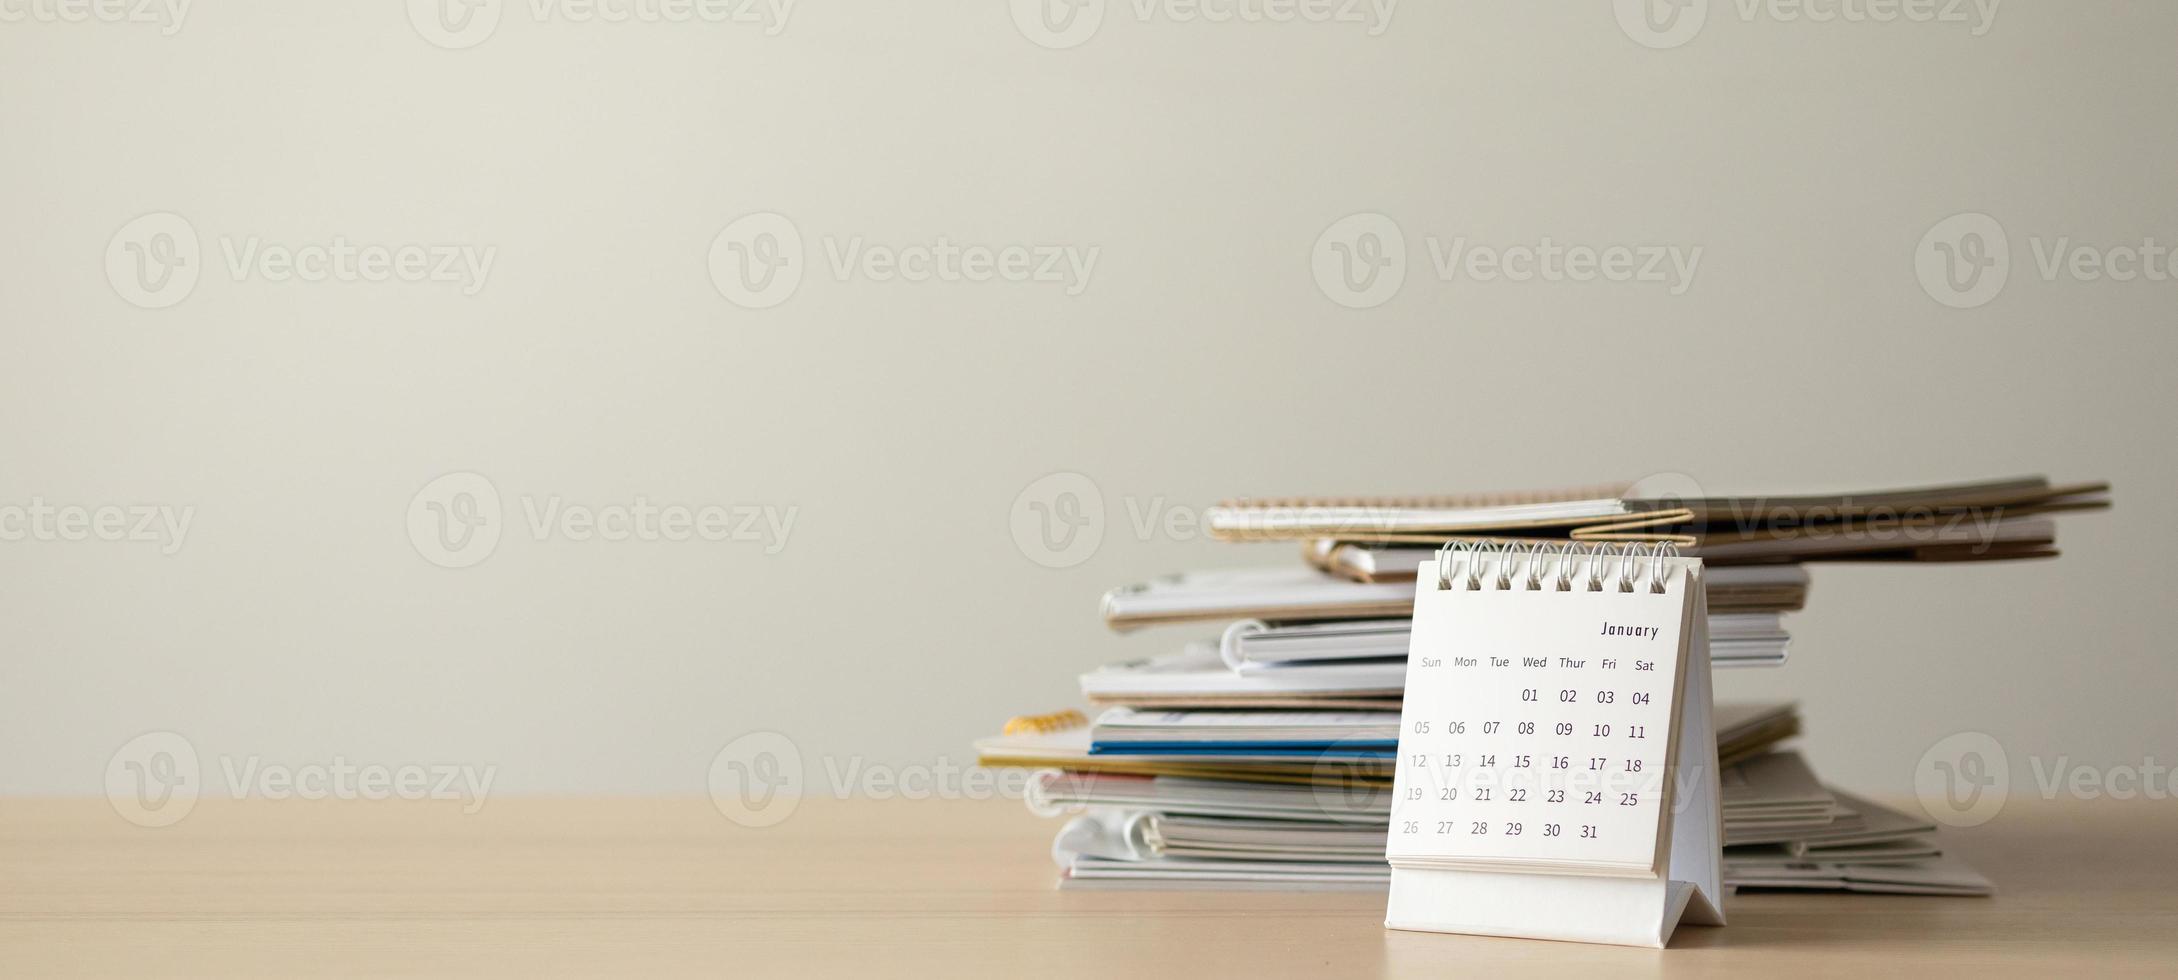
xmin=1423 ymin=237 xmax=1702 ymax=294
xmin=549 ymin=0 xmax=792 ymax=31
xmin=407 ymin=0 xmax=503 ymax=49
xmin=409 ymin=0 xmax=792 ymax=48
xmin=1312 ymin=212 xmax=1406 ymax=310
xmin=1623 ymin=470 xmax=1709 ymax=513
xmin=1011 ymin=0 xmax=1105 ymax=49
xmin=1914 ymin=732 xmax=2178 ymax=825
xmin=1312 ymin=211 xmax=1703 ymax=307
xmin=106 ymin=731 xmax=201 ymax=828
xmin=1011 ymin=471 xmax=1105 ymax=568
xmin=107 ymin=732 xmax=496 ymax=826
xmin=707 ymin=733 xmax=1032 ymax=827
xmin=1012 ymin=0 xmax=1396 ymax=48
xmin=708 ymin=731 xmax=804 ymax=827
xmin=1009 ymin=475 xmax=1353 ymax=566
xmin=408 ymin=471 xmax=505 ymax=569
xmin=708 ymin=213 xmax=1099 ymax=308
xmin=1916 ymin=210 xmax=2176 ymax=310
xmin=0 ymin=499 xmax=194 ymax=554
xmin=0 ymin=0 xmax=190 ymax=35
xmin=1614 ymin=0 xmax=1708 ymax=49
xmin=1616 ymin=0 xmax=2000 ymax=48
xmin=2029 ymin=755 xmax=2178 ymax=803
xmin=407 ymin=471 xmax=798 ymax=568
xmin=708 ymin=211 xmax=805 ymax=309
xmin=1915 ymin=211 xmax=2009 ymax=309
xmin=105 ymin=212 xmax=497 ymax=309
xmin=106 ymin=212 xmax=202 ymax=310
xmin=1309 ymin=739 xmax=1396 ymax=820
xmin=1914 ymin=731 xmax=2008 ymax=827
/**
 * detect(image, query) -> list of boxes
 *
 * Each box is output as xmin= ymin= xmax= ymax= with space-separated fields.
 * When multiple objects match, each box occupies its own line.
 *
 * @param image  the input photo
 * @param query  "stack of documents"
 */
xmin=979 ymin=475 xmax=2108 ymax=895
xmin=985 ymin=702 xmax=1816 ymax=889
xmin=1006 ymin=707 xmax=1990 ymax=895
xmin=1086 ymin=564 xmax=1806 ymax=713
xmin=1717 ymin=749 xmax=1991 ymax=896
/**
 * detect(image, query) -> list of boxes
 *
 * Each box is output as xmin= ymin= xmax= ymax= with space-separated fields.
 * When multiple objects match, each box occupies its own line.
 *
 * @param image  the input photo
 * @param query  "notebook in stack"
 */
xmin=978 ymin=475 xmax=2108 ymax=896
xmin=989 ymin=705 xmax=1991 ymax=894
xmin=1204 ymin=476 xmax=2105 ymax=556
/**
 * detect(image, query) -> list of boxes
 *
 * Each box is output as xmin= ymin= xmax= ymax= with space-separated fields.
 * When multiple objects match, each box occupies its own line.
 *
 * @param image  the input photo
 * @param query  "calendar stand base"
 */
xmin=1386 ymin=868 xmax=1722 ymax=948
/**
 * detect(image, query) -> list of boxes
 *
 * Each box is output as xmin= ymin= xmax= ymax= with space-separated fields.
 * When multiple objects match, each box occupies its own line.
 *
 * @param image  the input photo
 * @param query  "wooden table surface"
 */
xmin=4 ymin=796 xmax=2174 ymax=977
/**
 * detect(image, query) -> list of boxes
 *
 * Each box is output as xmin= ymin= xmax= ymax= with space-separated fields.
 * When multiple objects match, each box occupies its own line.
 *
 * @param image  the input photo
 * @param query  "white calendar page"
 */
xmin=1387 ymin=564 xmax=1694 ymax=876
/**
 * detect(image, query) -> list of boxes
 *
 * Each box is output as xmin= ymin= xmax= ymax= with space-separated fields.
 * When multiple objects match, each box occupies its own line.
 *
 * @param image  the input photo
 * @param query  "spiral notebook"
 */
xmin=1208 ymin=476 xmax=2107 ymax=546
xmin=1201 ymin=483 xmax=1694 ymax=543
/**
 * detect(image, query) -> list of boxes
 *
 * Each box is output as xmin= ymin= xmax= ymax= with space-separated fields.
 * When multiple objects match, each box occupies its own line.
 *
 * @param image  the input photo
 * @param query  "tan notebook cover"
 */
xmin=1217 ymin=476 xmax=2107 ymax=549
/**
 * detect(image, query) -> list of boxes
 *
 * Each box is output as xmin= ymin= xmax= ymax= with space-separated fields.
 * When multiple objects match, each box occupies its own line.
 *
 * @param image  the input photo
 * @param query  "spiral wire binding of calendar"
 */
xmin=1434 ymin=540 xmax=1682 ymax=595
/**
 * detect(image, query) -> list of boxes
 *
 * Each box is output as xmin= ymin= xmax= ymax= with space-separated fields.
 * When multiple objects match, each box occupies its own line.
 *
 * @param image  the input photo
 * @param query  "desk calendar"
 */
xmin=1384 ymin=542 xmax=1724 ymax=947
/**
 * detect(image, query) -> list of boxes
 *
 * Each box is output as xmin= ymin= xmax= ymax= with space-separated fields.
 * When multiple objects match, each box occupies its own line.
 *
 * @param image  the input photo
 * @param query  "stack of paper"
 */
xmin=984 ymin=702 xmax=1811 ymax=889
xmin=1083 ymin=564 xmax=1807 ymax=713
xmin=978 ymin=475 xmax=2108 ymax=896
xmin=1717 ymin=751 xmax=1990 ymax=895
xmin=1013 ymin=711 xmax=1990 ymax=895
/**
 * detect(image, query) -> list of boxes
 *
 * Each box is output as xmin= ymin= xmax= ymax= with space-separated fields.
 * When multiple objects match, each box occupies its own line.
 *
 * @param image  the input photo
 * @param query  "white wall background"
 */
xmin=1 ymin=0 xmax=2170 ymax=798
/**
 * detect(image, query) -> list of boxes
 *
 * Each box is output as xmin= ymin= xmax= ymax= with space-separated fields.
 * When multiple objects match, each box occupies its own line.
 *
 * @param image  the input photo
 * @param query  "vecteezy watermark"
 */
xmin=1915 ymin=210 xmax=2178 ymax=310
xmin=1011 ymin=471 xmax=1106 ymax=568
xmin=0 ymin=0 xmax=190 ymax=36
xmin=707 ymin=731 xmax=1031 ymax=827
xmin=1914 ymin=731 xmax=2009 ymax=827
xmin=1311 ymin=213 xmax=1406 ymax=310
xmin=2025 ymin=757 xmax=2178 ymax=803
xmin=1012 ymin=472 xmax=1654 ymax=568
xmin=1009 ymin=471 xmax=1293 ymax=568
xmin=407 ymin=472 xmax=503 ymax=569
xmin=1312 ymin=212 xmax=1703 ymax=309
xmin=707 ymin=731 xmax=804 ymax=827
xmin=1915 ymin=731 xmax=2178 ymax=828
xmin=406 ymin=471 xmax=798 ymax=569
xmin=1613 ymin=0 xmax=2001 ymax=50
xmin=1681 ymin=497 xmax=2022 ymax=555
xmin=1010 ymin=0 xmax=1398 ymax=50
xmin=0 ymin=498 xmax=193 ymax=555
xmin=106 ymin=731 xmax=497 ymax=828
xmin=104 ymin=212 xmax=496 ymax=310
xmin=1914 ymin=211 xmax=2009 ymax=309
xmin=706 ymin=212 xmax=1099 ymax=309
xmin=406 ymin=0 xmax=793 ymax=50
xmin=1008 ymin=472 xmax=1227 ymax=569
xmin=106 ymin=732 xmax=200 ymax=827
